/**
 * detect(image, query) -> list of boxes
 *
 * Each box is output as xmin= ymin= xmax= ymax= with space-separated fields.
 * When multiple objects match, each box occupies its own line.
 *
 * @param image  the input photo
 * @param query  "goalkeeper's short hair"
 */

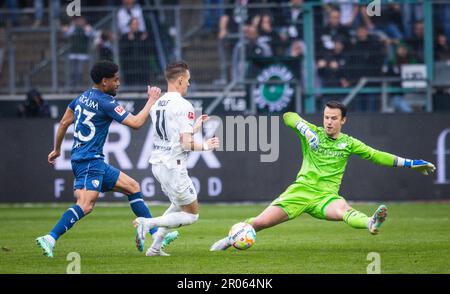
xmin=325 ymin=100 xmax=347 ymax=118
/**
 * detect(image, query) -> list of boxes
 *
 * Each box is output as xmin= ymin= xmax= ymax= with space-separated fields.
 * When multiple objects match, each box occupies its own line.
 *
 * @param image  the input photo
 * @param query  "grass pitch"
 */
xmin=0 ymin=203 xmax=449 ymax=274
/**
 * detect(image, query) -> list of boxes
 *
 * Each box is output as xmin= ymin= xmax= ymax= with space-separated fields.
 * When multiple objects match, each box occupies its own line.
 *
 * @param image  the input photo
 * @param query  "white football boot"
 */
xmin=133 ymin=217 xmax=156 ymax=248
xmin=210 ymin=236 xmax=232 ymax=251
xmin=368 ymin=205 xmax=388 ymax=235
xmin=145 ymin=247 xmax=170 ymax=257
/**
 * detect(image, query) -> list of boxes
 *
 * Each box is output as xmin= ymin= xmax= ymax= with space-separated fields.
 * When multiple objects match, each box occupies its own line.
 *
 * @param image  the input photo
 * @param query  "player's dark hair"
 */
xmin=325 ymin=100 xmax=347 ymax=118
xmin=90 ymin=60 xmax=119 ymax=84
xmin=165 ymin=61 xmax=189 ymax=82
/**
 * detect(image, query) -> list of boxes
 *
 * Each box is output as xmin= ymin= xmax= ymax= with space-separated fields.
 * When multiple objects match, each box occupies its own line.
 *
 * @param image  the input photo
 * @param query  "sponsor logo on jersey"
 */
xmin=188 ymin=112 xmax=195 ymax=120
xmin=92 ymin=180 xmax=100 ymax=188
xmin=338 ymin=143 xmax=347 ymax=149
xmin=153 ymin=144 xmax=171 ymax=151
xmin=114 ymin=105 xmax=126 ymax=116
xmin=317 ymin=146 xmax=346 ymax=158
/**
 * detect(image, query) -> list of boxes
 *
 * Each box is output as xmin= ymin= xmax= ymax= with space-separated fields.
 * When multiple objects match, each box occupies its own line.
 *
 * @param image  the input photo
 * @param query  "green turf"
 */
xmin=0 ymin=203 xmax=449 ymax=274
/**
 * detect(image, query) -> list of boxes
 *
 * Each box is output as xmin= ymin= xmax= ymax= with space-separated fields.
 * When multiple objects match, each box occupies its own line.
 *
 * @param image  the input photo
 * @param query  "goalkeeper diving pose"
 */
xmin=210 ymin=100 xmax=436 ymax=251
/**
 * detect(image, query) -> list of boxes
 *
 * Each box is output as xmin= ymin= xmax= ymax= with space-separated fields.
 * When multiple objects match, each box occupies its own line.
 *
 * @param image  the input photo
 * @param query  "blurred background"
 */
xmin=0 ymin=0 xmax=449 ymax=203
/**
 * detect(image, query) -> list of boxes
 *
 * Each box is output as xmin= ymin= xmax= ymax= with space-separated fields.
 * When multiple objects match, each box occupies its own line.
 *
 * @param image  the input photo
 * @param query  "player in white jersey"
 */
xmin=133 ymin=61 xmax=220 ymax=256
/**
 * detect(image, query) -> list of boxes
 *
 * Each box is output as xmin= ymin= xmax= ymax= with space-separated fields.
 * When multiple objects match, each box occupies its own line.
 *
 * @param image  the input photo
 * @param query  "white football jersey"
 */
xmin=149 ymin=92 xmax=195 ymax=168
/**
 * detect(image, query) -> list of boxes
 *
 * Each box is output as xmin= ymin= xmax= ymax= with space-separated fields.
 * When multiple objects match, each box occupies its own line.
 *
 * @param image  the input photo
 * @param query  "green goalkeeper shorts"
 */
xmin=271 ymin=182 xmax=344 ymax=220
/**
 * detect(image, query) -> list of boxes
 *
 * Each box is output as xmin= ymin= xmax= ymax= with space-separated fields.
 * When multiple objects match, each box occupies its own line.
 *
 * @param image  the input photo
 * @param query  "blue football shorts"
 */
xmin=71 ymin=159 xmax=120 ymax=192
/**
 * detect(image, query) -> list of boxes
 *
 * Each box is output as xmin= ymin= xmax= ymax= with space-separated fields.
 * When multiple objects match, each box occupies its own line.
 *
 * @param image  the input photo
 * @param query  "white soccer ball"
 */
xmin=228 ymin=222 xmax=256 ymax=250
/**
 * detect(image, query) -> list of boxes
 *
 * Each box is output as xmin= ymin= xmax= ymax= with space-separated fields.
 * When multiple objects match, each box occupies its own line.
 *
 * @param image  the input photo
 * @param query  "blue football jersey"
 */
xmin=68 ymin=88 xmax=130 ymax=162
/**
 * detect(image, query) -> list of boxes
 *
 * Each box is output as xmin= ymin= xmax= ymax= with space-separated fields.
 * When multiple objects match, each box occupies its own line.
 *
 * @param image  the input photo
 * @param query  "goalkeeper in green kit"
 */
xmin=210 ymin=101 xmax=436 ymax=251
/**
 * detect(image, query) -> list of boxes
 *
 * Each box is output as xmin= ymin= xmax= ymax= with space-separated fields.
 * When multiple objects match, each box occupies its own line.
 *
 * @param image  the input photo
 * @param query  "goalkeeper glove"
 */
xmin=396 ymin=158 xmax=436 ymax=175
xmin=296 ymin=121 xmax=319 ymax=150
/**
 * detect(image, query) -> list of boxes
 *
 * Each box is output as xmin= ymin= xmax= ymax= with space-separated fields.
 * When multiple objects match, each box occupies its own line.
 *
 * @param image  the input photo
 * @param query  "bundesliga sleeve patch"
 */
xmin=114 ymin=105 xmax=126 ymax=116
xmin=188 ymin=112 xmax=195 ymax=120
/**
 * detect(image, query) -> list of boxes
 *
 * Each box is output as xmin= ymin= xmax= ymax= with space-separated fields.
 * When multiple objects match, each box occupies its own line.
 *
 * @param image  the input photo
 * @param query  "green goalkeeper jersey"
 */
xmin=283 ymin=112 xmax=397 ymax=196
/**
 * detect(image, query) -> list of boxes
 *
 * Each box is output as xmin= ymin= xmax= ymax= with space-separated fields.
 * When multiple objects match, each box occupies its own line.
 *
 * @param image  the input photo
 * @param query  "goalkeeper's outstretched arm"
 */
xmin=283 ymin=112 xmax=319 ymax=150
xmin=353 ymin=139 xmax=436 ymax=176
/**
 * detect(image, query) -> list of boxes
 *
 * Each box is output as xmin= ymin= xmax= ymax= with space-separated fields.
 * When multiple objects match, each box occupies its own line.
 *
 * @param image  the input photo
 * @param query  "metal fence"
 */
xmin=0 ymin=1 xmax=449 ymax=114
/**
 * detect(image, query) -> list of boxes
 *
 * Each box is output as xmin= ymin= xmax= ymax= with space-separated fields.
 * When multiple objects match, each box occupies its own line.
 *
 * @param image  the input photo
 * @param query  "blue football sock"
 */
xmin=128 ymin=192 xmax=157 ymax=235
xmin=49 ymin=204 xmax=85 ymax=241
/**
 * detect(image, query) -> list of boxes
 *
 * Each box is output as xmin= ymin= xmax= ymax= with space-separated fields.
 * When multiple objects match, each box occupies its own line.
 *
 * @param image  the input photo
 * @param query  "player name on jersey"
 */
xmin=78 ymin=94 xmax=99 ymax=110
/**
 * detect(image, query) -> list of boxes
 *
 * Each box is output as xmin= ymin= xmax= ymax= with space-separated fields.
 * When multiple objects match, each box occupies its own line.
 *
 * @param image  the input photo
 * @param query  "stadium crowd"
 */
xmin=1 ymin=0 xmax=450 ymax=113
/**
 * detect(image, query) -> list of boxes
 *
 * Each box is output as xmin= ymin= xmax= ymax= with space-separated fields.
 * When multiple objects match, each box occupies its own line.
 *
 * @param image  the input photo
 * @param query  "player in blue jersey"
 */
xmin=36 ymin=61 xmax=178 ymax=258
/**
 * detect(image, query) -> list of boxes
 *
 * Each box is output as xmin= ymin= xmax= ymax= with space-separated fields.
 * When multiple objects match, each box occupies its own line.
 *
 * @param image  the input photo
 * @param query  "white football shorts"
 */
xmin=151 ymin=163 xmax=197 ymax=206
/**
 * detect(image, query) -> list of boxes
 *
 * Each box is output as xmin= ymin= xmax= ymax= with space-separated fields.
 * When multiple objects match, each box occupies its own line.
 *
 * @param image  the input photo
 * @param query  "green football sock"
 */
xmin=343 ymin=209 xmax=369 ymax=229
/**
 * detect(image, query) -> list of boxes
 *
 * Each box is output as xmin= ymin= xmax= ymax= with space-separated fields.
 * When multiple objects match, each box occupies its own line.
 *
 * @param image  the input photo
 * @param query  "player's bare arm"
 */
xmin=48 ymin=107 xmax=74 ymax=165
xmin=180 ymin=132 xmax=219 ymax=151
xmin=193 ymin=114 xmax=209 ymax=133
xmin=122 ymin=86 xmax=161 ymax=129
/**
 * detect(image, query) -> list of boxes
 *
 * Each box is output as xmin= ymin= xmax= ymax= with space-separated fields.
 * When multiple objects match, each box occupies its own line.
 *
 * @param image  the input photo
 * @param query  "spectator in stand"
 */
xmin=322 ymin=0 xmax=359 ymax=28
xmin=406 ymin=20 xmax=424 ymax=62
xmin=279 ymin=0 xmax=304 ymax=45
xmin=202 ymin=0 xmax=224 ymax=33
xmin=287 ymin=39 xmax=305 ymax=89
xmin=230 ymin=24 xmax=270 ymax=81
xmin=317 ymin=38 xmax=349 ymax=88
xmin=119 ymin=18 xmax=152 ymax=86
xmin=437 ymin=3 xmax=450 ymax=43
xmin=256 ymin=11 xmax=284 ymax=57
xmin=435 ymin=31 xmax=450 ymax=61
xmin=401 ymin=1 xmax=423 ymax=39
xmin=33 ymin=0 xmax=61 ymax=27
xmin=217 ymin=0 xmax=255 ymax=84
xmin=360 ymin=3 xmax=403 ymax=63
xmin=4 ymin=0 xmax=18 ymax=26
xmin=62 ymin=16 xmax=95 ymax=89
xmin=361 ymin=2 xmax=404 ymax=41
xmin=348 ymin=25 xmax=386 ymax=112
xmin=218 ymin=0 xmax=256 ymax=41
xmin=316 ymin=37 xmax=349 ymax=110
xmin=348 ymin=25 xmax=385 ymax=79
xmin=288 ymin=39 xmax=304 ymax=58
xmin=317 ymin=8 xmax=350 ymax=59
xmin=95 ymin=30 xmax=114 ymax=61
xmin=382 ymin=42 xmax=417 ymax=113
xmin=245 ymin=24 xmax=271 ymax=58
xmin=117 ymin=0 xmax=148 ymax=38
xmin=17 ymin=89 xmax=50 ymax=118
xmin=33 ymin=0 xmax=44 ymax=28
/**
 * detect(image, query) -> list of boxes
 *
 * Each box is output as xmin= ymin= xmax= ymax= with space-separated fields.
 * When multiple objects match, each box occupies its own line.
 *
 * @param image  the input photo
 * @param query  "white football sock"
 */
xmin=45 ymin=234 xmax=56 ymax=246
xmin=148 ymin=212 xmax=199 ymax=228
xmin=151 ymin=203 xmax=181 ymax=240
xmin=163 ymin=203 xmax=181 ymax=215
xmin=150 ymin=227 xmax=170 ymax=251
